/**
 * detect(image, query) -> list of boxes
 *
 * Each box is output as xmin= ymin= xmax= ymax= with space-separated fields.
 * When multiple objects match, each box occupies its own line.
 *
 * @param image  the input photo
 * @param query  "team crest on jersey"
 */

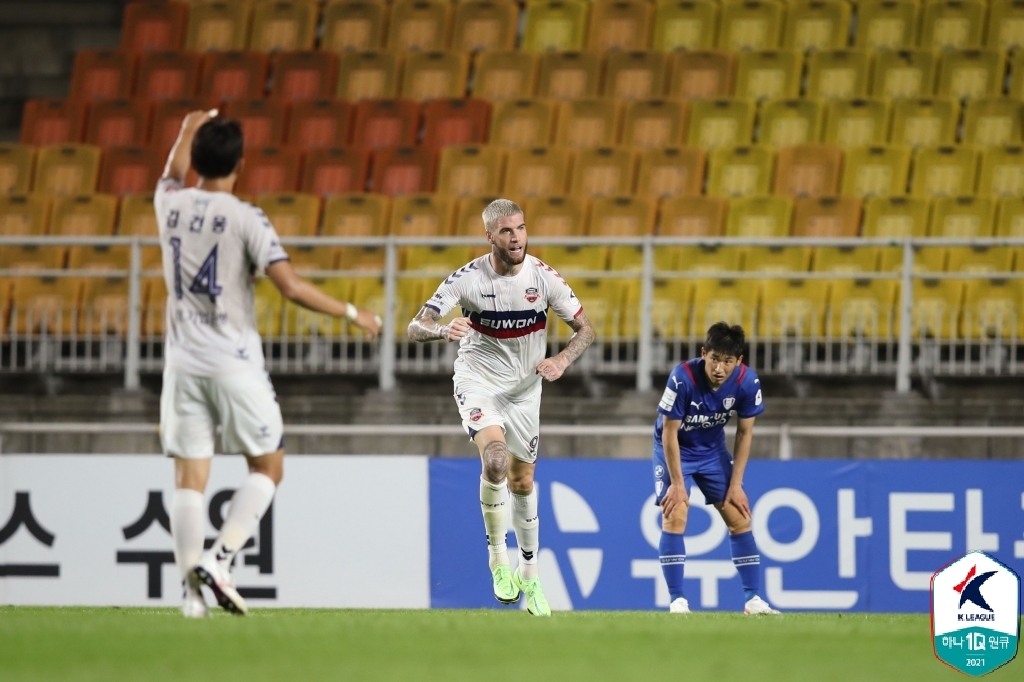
xmin=723 ymin=397 xmax=735 ymax=410
xmin=524 ymin=287 xmax=539 ymax=303
xmin=469 ymin=408 xmax=483 ymax=422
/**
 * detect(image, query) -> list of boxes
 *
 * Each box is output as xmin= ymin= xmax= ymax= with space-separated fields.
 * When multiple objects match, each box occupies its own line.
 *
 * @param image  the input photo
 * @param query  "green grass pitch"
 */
xmin=1 ymin=607 xmax=1020 ymax=682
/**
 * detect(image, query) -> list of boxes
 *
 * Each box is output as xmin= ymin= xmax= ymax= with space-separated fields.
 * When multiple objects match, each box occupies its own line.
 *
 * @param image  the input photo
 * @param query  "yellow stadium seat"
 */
xmin=284 ymin=273 xmax=358 ymax=337
xmin=489 ymin=99 xmax=557 ymax=148
xmin=387 ymin=0 xmax=451 ymax=52
xmin=249 ymin=0 xmax=318 ymax=52
xmin=569 ymin=147 xmax=638 ymax=199
xmin=871 ymin=49 xmax=937 ymax=100
xmin=805 ymin=50 xmax=871 ymax=100
xmin=603 ymin=51 xmax=668 ymax=100
xmin=929 ymin=196 xmax=996 ymax=237
xmin=725 ymin=195 xmax=793 ymax=237
xmin=824 ymin=99 xmax=891 ymax=148
xmin=757 ymin=98 xmax=825 ymax=148
xmin=687 ymin=99 xmax=756 ymax=150
xmin=911 ymin=145 xmax=980 ymax=198
xmin=554 ymin=99 xmax=623 ymax=148
xmin=856 ymin=1 xmax=919 ymax=51
xmin=734 ymin=50 xmax=802 ymax=101
xmin=637 ymin=147 xmax=706 ymax=199
xmin=760 ymin=278 xmax=829 ymax=338
xmin=587 ymin=0 xmax=654 ymax=52
xmin=773 ymin=143 xmax=843 ymax=198
xmin=986 ymin=0 xmax=1024 ymax=51
xmin=322 ymin=1 xmax=387 ymax=53
xmin=594 ymin=196 xmax=657 ymax=271
xmin=437 ymin=145 xmax=506 ymax=198
xmin=658 ymin=196 xmax=728 ymax=239
xmin=531 ymin=195 xmax=601 ymax=273
xmin=783 ymin=0 xmax=851 ymax=52
xmin=995 ymin=196 xmax=1024 ymax=247
xmin=653 ymin=0 xmax=719 ymax=51
xmin=452 ymin=194 xmax=503 ymax=259
xmin=1011 ymin=49 xmax=1024 ymax=99
xmin=792 ymin=196 xmax=862 ymax=238
xmin=813 ymin=245 xmax=880 ymax=273
xmin=451 ymin=0 xmax=520 ymax=53
xmin=691 ymin=278 xmax=760 ymax=335
xmin=672 ymin=244 xmax=742 ymax=275
xmin=185 ymin=0 xmax=252 ymax=52
xmin=563 ymin=277 xmax=626 ymax=338
xmin=920 ymin=0 xmax=985 ymax=51
xmin=863 ymin=196 xmax=930 ymax=238
xmin=841 ymin=145 xmax=912 ymax=198
xmin=6 ymin=275 xmax=82 ymax=336
xmin=0 ymin=195 xmax=58 ymax=272
xmin=522 ymin=0 xmax=590 ymax=52
xmin=744 ymin=245 xmax=812 ymax=272
xmin=33 ymin=145 xmax=101 ymax=197
xmin=649 ymin=278 xmax=695 ymax=339
xmin=718 ymin=1 xmax=784 ymax=52
xmin=390 ymin=193 xmax=459 ymax=273
xmin=322 ymin=193 xmax=391 ymax=271
xmin=961 ymin=278 xmax=1024 ymax=340
xmin=621 ymin=100 xmax=689 ymax=149
xmin=828 ymin=278 xmax=898 ymax=339
xmin=504 ymin=147 xmax=572 ymax=199
xmin=53 ymin=194 xmax=120 ymax=272
xmin=79 ymin=271 xmax=130 ymax=337
xmin=889 ymin=98 xmax=958 ymax=148
xmin=472 ymin=51 xmax=538 ymax=101
xmin=257 ymin=193 xmax=324 ymax=269
xmin=946 ymin=245 xmax=1013 ymax=273
xmin=0 ymin=144 xmax=35 ymax=195
xmin=400 ymin=51 xmax=470 ymax=101
xmin=706 ymin=146 xmax=775 ymax=198
xmin=347 ymin=276 xmax=386 ymax=321
xmin=537 ymin=51 xmax=602 ymax=99
xmin=937 ymin=49 xmax=1005 ymax=101
xmin=141 ymin=277 xmax=167 ymax=337
xmin=337 ymin=51 xmax=400 ymax=101
xmin=667 ymin=50 xmax=735 ymax=99
xmin=911 ymin=278 xmax=963 ymax=340
xmin=979 ymin=146 xmax=1024 ymax=198
xmin=117 ymin=192 xmax=161 ymax=269
xmin=961 ymin=99 xmax=1024 ymax=149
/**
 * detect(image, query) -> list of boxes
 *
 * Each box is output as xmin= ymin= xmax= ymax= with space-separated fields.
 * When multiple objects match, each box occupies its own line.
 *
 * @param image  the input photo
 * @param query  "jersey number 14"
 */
xmin=169 ymin=238 xmax=223 ymax=302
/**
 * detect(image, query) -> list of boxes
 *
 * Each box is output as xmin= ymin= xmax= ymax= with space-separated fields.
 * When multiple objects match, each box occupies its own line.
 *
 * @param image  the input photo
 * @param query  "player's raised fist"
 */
xmin=354 ymin=308 xmax=383 ymax=339
xmin=445 ymin=317 xmax=472 ymax=341
xmin=536 ymin=357 xmax=567 ymax=382
xmin=181 ymin=109 xmax=216 ymax=132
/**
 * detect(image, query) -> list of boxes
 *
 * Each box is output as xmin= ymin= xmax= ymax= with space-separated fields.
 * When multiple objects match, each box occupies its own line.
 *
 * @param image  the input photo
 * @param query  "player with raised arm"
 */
xmin=652 ymin=322 xmax=780 ymax=615
xmin=157 ymin=111 xmax=381 ymax=618
xmin=408 ymin=199 xmax=595 ymax=616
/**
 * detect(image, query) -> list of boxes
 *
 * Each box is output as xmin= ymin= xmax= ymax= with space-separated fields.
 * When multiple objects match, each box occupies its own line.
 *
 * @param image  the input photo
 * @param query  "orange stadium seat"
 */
xmin=322 ymin=192 xmax=391 ymax=270
xmin=0 ymin=195 xmax=57 ymax=273
xmin=595 ymin=196 xmax=657 ymax=271
xmin=337 ymin=51 xmax=401 ymax=101
xmin=889 ymin=98 xmax=958 ymax=149
xmin=387 ymin=0 xmax=452 ymax=52
xmin=773 ymin=144 xmax=843 ymax=198
xmin=489 ymin=99 xmax=557 ymax=148
xmin=871 ymin=50 xmax=937 ymax=100
xmin=5 ymin=275 xmax=82 ymax=336
xmin=840 ymin=145 xmax=911 ymax=199
xmin=792 ymin=196 xmax=861 ymax=237
xmin=783 ymin=0 xmax=851 ymax=52
xmin=300 ymin=147 xmax=370 ymax=195
xmin=936 ymin=49 xmax=1005 ymax=101
xmin=686 ymin=99 xmax=755 ymax=151
xmin=537 ymin=51 xmax=602 ymax=100
xmin=555 ymin=99 xmax=622 ymax=148
xmin=287 ymin=100 xmax=354 ymax=150
xmin=667 ymin=50 xmax=735 ymax=100
xmin=603 ymin=51 xmax=667 ymax=101
xmin=521 ymin=0 xmax=589 ymax=53
xmin=978 ymin=146 xmax=1024 ymax=198
xmin=621 ymin=100 xmax=689 ymax=149
xmin=350 ymin=99 xmax=421 ymax=150
xmin=454 ymin=194 xmax=502 ymax=238
xmin=371 ymin=147 xmax=436 ymax=196
xmin=221 ymin=99 xmax=288 ymax=149
xmin=504 ymin=147 xmax=572 ymax=199
xmin=33 ymin=145 xmax=101 ymax=197
xmin=150 ymin=98 xmax=215 ymax=153
xmin=524 ymin=195 xmax=590 ymax=269
xmin=249 ymin=0 xmax=318 ymax=52
xmin=911 ymin=146 xmax=980 ymax=198
xmin=587 ymin=0 xmax=653 ymax=52
xmin=390 ymin=193 xmax=455 ymax=270
xmin=235 ymin=147 xmax=302 ymax=195
xmin=400 ymin=51 xmax=470 ymax=101
xmin=962 ymin=99 xmax=1024 ymax=148
xmin=122 ymin=1 xmax=188 ymax=53
xmin=200 ymin=51 xmax=269 ymax=101
xmin=84 ymin=99 xmax=152 ymax=148
xmin=53 ymin=193 xmax=120 ymax=273
xmin=79 ymin=272 xmax=132 ymax=337
xmin=734 ymin=50 xmax=802 ymax=102
xmin=569 ymin=147 xmax=637 ymax=199
xmin=257 ymin=192 xmax=323 ymax=267
xmin=658 ymin=196 xmax=727 ymax=237
xmin=19 ymin=99 xmax=87 ymax=146
xmin=322 ymin=0 xmax=388 ymax=53
xmin=70 ymin=50 xmax=137 ymax=101
xmin=451 ymin=0 xmax=520 ymax=52
xmin=804 ymin=50 xmax=871 ymax=101
xmin=98 ymin=146 xmax=163 ymax=196
xmin=436 ymin=145 xmax=506 ymax=197
xmin=706 ymin=145 xmax=775 ymax=198
xmin=472 ymin=51 xmax=538 ymax=101
xmin=856 ymin=1 xmax=918 ymax=51
xmin=636 ymin=147 xmax=706 ymax=199
xmin=117 ymin=192 xmax=162 ymax=269
xmin=718 ymin=0 xmax=783 ymax=52
xmin=920 ymin=0 xmax=985 ymax=51
xmin=270 ymin=51 xmax=339 ymax=101
xmin=421 ymin=99 xmax=492 ymax=150
xmin=134 ymin=51 xmax=201 ymax=101
xmin=0 ymin=144 xmax=33 ymax=195
xmin=185 ymin=0 xmax=252 ymax=52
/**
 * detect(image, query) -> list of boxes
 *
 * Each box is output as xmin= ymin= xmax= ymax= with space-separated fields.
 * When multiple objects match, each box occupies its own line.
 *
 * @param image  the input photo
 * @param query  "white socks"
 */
xmin=480 ymin=477 xmax=509 ymax=569
xmin=171 ymin=488 xmax=205 ymax=583
xmin=210 ymin=472 xmax=277 ymax=567
xmin=512 ymin=486 xmax=539 ymax=580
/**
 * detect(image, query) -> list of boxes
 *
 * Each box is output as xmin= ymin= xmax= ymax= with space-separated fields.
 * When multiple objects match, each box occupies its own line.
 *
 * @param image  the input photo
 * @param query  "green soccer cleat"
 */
xmin=492 ymin=564 xmax=521 ymax=605
xmin=512 ymin=568 xmax=551 ymax=617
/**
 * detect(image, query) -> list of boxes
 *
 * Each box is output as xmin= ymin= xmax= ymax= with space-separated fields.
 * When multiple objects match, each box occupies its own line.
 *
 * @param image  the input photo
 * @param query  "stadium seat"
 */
xmin=370 ymin=147 xmax=436 ymax=196
xmin=691 ymin=278 xmax=760 ymax=336
xmin=773 ymin=143 xmax=843 ymax=198
xmin=117 ymin=192 xmax=161 ymax=269
xmin=828 ymin=278 xmax=899 ymax=339
xmin=235 ymin=147 xmax=302 ymax=195
xmin=489 ymin=100 xmax=557 ymax=148
xmin=221 ymin=99 xmax=287 ymax=149
xmin=122 ymin=1 xmax=188 ymax=53
xmin=996 ymin=196 xmax=1024 ymax=272
xmin=78 ymin=271 xmax=131 ymax=336
xmin=646 ymin=278 xmax=694 ymax=337
xmin=987 ymin=0 xmax=1024 ymax=51
xmin=929 ymin=196 xmax=996 ymax=237
xmin=300 ymin=147 xmax=370 ymax=195
xmin=98 ymin=147 xmax=162 ymax=196
xmin=84 ymin=99 xmax=151 ymax=148
xmin=400 ymin=51 xmax=470 ymax=101
xmin=33 ymin=145 xmax=101 ymax=197
xmin=706 ymin=146 xmax=775 ymax=198
xmin=587 ymin=0 xmax=654 ymax=52
xmin=946 ymin=245 xmax=1014 ymax=274
xmin=856 ymin=1 xmax=919 ymax=50
xmin=757 ymin=99 xmax=825 ymax=148
xmin=961 ymin=99 xmax=1024 ymax=148
xmin=322 ymin=193 xmax=391 ymax=270
xmin=451 ymin=0 xmax=519 ymax=53
xmin=249 ymin=0 xmax=318 ymax=52
xmin=962 ymin=278 xmax=1024 ymax=340
xmin=390 ymin=193 xmax=457 ymax=272
xmin=569 ymin=147 xmax=638 ymax=199
xmin=783 ymin=0 xmax=851 ymax=52
xmin=840 ymin=145 xmax=911 ymax=199
xmin=742 ymin=244 xmax=812 ymax=272
xmin=686 ymin=99 xmax=756 ymax=150
xmin=635 ymin=147 xmax=705 ymax=200
xmin=270 ymin=51 xmax=339 ymax=101
xmin=19 ymin=99 xmax=87 ymax=147
xmin=0 ymin=144 xmax=35 ymax=195
xmin=1009 ymin=42 xmax=1024 ymax=98
xmin=718 ymin=1 xmax=783 ymax=51
xmin=0 ymin=195 xmax=57 ymax=272
xmin=792 ymin=196 xmax=862 ymax=237
xmin=537 ymin=51 xmax=602 ymax=100
xmin=185 ymin=0 xmax=252 ymax=52
xmin=200 ymin=51 xmax=269 ymax=101
xmin=503 ymin=147 xmax=572 ymax=199
xmin=257 ymin=192 xmax=325 ymax=269
xmin=5 ymin=275 xmax=82 ymax=336
xmin=387 ymin=0 xmax=452 ymax=52
xmin=920 ymin=0 xmax=985 ymax=51
xmin=135 ymin=51 xmax=201 ymax=100
xmin=725 ymin=195 xmax=793 ymax=237
xmin=911 ymin=278 xmax=963 ymax=339
xmin=871 ymin=49 xmax=937 ymax=100
xmin=594 ymin=196 xmax=657 ymax=271
xmin=734 ymin=51 xmax=802 ymax=102
xmin=142 ymin=277 xmax=167 ymax=337
xmin=286 ymin=100 xmax=353 ymax=150
xmin=521 ymin=0 xmax=589 ymax=52
xmin=812 ymin=244 xmax=880 ymax=273
xmin=889 ymin=98 xmax=958 ymax=148
xmin=150 ymin=98 xmax=214 ymax=153
xmin=555 ymin=99 xmax=622 ymax=148
xmin=863 ymin=196 xmax=930 ymax=237
xmin=421 ymin=99 xmax=491 ymax=150
xmin=563 ymin=277 xmax=625 ymax=338
xmin=672 ymin=242 xmax=741 ymax=278
xmin=522 ymin=194 xmax=586 ymax=264
xmin=666 ymin=50 xmax=735 ymax=100
xmin=759 ymin=278 xmax=829 ymax=338
xmin=658 ymin=195 xmax=727 ymax=252
xmin=472 ymin=51 xmax=538 ymax=101
xmin=621 ymin=100 xmax=689 ymax=149
xmin=804 ymin=50 xmax=871 ymax=100
xmin=978 ymin=146 xmax=1024 ymax=198
xmin=350 ymin=99 xmax=421 ymax=150
xmin=322 ymin=0 xmax=387 ymax=53
xmin=603 ymin=52 xmax=668 ymax=100
xmin=911 ymin=146 xmax=980 ymax=198
xmin=53 ymin=194 xmax=119 ymax=274
xmin=652 ymin=1 xmax=719 ymax=51
xmin=936 ymin=49 xmax=1005 ymax=101
xmin=337 ymin=51 xmax=401 ymax=101
xmin=69 ymin=50 xmax=136 ymax=101
xmin=453 ymin=194 xmax=504 ymax=238
xmin=824 ymin=99 xmax=890 ymax=148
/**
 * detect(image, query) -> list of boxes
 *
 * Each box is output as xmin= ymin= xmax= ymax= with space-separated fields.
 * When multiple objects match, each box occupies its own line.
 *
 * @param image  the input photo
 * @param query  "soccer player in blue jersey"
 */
xmin=652 ymin=322 xmax=779 ymax=615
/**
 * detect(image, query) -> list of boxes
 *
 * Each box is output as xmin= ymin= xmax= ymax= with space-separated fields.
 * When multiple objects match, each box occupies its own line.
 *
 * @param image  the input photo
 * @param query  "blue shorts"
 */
xmin=652 ymin=441 xmax=734 ymax=506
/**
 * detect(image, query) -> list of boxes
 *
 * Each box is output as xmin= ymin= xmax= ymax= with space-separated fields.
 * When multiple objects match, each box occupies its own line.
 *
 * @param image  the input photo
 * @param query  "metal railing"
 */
xmin=2 ymin=234 xmax=1024 ymax=392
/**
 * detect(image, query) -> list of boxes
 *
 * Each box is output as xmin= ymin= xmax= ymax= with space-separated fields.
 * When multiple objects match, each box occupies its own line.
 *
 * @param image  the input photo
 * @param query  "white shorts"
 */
xmin=160 ymin=368 xmax=284 ymax=459
xmin=455 ymin=378 xmax=541 ymax=463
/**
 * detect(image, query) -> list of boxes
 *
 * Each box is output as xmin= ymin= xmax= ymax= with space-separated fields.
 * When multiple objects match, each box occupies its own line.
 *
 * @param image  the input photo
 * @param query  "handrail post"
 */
xmin=778 ymin=423 xmax=792 ymax=460
xmin=379 ymin=237 xmax=397 ymax=391
xmin=124 ymin=237 xmax=142 ymax=390
xmin=896 ymin=238 xmax=914 ymax=393
xmin=636 ymin=236 xmax=654 ymax=391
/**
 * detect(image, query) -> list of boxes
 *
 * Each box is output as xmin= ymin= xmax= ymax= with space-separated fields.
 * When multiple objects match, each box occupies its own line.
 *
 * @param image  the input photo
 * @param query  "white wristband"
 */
xmin=345 ymin=303 xmax=358 ymax=321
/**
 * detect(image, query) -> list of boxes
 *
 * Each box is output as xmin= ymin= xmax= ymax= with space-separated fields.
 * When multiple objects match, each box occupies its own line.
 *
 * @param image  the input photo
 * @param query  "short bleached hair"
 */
xmin=482 ymin=198 xmax=524 ymax=233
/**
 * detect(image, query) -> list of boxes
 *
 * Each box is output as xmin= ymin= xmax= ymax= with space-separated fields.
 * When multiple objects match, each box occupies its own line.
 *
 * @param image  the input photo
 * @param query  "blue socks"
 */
xmin=659 ymin=531 xmax=686 ymax=601
xmin=730 ymin=530 xmax=761 ymax=602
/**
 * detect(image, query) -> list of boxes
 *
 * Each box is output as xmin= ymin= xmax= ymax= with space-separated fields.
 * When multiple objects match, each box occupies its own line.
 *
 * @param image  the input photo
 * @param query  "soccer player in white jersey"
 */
xmin=408 ymin=199 xmax=596 ymax=616
xmin=157 ymin=111 xmax=381 ymax=618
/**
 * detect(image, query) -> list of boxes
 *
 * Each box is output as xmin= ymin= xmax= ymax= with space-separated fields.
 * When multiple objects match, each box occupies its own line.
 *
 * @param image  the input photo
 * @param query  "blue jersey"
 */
xmin=653 ymin=358 xmax=764 ymax=460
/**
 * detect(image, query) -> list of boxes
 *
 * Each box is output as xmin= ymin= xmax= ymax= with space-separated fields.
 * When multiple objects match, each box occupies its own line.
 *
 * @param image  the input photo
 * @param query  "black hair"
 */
xmin=190 ymin=118 xmax=243 ymax=179
xmin=703 ymin=322 xmax=746 ymax=359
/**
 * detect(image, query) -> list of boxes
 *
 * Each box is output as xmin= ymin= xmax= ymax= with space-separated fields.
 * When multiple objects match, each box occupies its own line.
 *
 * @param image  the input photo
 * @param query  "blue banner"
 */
xmin=429 ymin=460 xmax=1024 ymax=612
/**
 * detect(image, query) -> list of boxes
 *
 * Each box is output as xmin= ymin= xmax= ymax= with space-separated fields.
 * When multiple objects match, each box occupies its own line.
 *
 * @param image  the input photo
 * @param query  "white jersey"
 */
xmin=154 ymin=178 xmax=289 ymax=376
xmin=425 ymin=254 xmax=583 ymax=393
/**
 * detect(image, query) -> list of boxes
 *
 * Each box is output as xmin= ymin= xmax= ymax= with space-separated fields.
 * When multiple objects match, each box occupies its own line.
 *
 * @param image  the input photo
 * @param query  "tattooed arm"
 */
xmin=407 ymin=306 xmax=471 ymax=342
xmin=536 ymin=311 xmax=596 ymax=381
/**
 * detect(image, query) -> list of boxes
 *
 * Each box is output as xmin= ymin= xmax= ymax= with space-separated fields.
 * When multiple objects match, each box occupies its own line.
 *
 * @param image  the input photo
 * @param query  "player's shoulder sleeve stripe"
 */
xmin=736 ymin=364 xmax=748 ymax=384
xmin=679 ymin=361 xmax=697 ymax=385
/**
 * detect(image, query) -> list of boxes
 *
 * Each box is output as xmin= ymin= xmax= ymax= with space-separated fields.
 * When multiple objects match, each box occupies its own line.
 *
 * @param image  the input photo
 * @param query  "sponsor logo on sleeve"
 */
xmin=659 ymin=387 xmax=677 ymax=412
